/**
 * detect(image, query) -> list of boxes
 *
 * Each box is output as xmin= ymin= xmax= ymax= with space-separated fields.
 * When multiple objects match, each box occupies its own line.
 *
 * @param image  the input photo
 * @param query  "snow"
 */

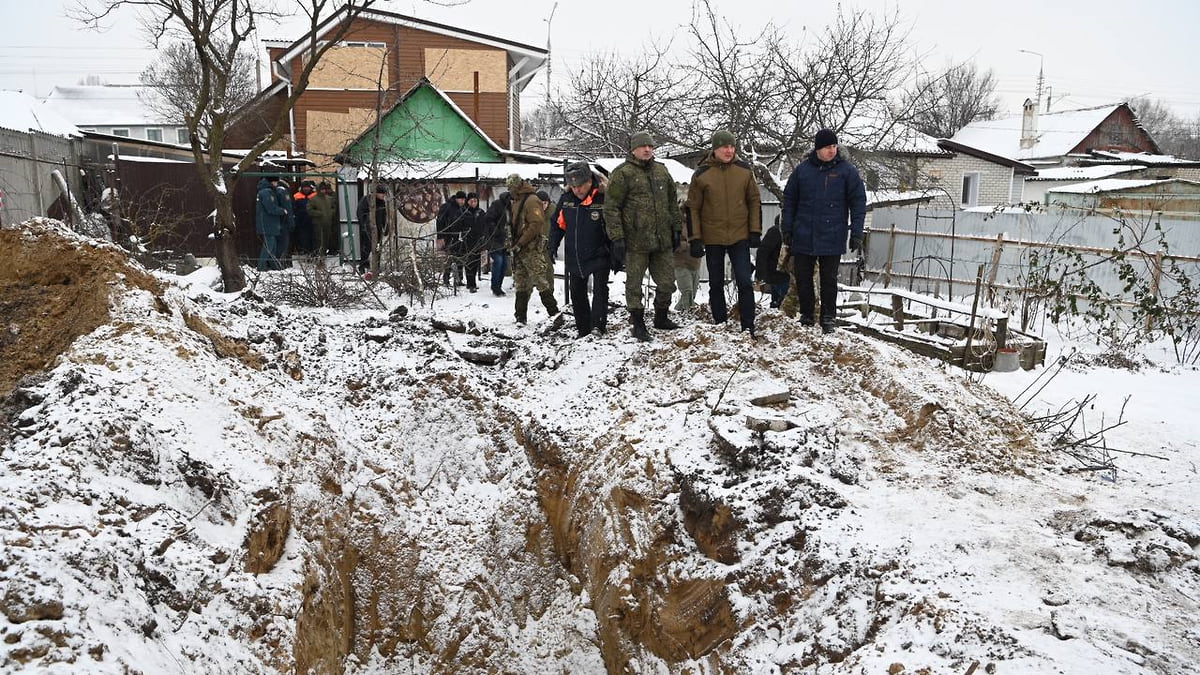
xmin=1047 ymin=178 xmax=1176 ymax=194
xmin=1091 ymin=150 xmax=1194 ymax=165
xmin=366 ymin=157 xmax=698 ymax=185
xmin=1030 ymin=164 xmax=1146 ymax=181
xmin=2 ymin=219 xmax=1198 ymax=673
xmin=0 ymin=90 xmax=81 ymax=137
xmin=41 ymin=85 xmax=176 ymax=127
xmin=952 ymin=104 xmax=1121 ymax=161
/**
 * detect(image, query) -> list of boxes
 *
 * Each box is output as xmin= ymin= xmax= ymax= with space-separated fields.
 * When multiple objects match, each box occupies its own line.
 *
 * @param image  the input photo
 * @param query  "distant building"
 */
xmin=227 ymin=7 xmax=547 ymax=166
xmin=41 ymin=85 xmax=187 ymax=144
xmin=950 ymin=101 xmax=1160 ymax=170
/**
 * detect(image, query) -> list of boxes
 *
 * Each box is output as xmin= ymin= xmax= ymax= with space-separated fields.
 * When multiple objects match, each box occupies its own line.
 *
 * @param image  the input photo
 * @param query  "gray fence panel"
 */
xmin=864 ymin=207 xmax=1200 ymax=311
xmin=0 ymin=128 xmax=82 ymax=227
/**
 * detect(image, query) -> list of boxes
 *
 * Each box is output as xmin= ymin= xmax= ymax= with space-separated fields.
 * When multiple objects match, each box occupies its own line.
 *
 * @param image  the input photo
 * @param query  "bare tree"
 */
xmin=901 ymin=61 xmax=1001 ymax=139
xmin=1129 ymin=96 xmax=1200 ymax=159
xmin=682 ymin=0 xmax=922 ymax=196
xmin=72 ymin=0 xmax=380 ymax=292
xmin=140 ymin=41 xmax=258 ymax=145
xmin=548 ymin=47 xmax=691 ymax=157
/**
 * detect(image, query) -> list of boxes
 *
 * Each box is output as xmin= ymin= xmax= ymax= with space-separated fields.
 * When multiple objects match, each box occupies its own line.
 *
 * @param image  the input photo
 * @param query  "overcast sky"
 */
xmin=4 ymin=0 xmax=1198 ymax=119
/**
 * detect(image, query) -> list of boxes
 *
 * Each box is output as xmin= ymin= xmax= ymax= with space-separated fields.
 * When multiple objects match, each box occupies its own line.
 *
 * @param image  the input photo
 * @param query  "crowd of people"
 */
xmin=254 ymin=127 xmax=867 ymax=339
xmin=253 ymin=177 xmax=339 ymax=271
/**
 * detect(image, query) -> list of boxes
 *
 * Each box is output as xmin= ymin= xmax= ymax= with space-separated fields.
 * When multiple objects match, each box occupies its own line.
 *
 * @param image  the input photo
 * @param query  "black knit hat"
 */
xmin=535 ymin=190 xmax=551 ymax=202
xmin=466 ymin=192 xmax=478 ymax=201
xmin=375 ymin=184 xmax=388 ymax=194
xmin=453 ymin=190 xmax=467 ymax=200
xmin=814 ymin=128 xmax=838 ymax=149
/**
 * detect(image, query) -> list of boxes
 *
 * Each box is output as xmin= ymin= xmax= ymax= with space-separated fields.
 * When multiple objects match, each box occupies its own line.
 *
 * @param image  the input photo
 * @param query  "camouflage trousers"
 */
xmin=512 ymin=247 xmax=554 ymax=293
xmin=624 ymin=249 xmax=676 ymax=311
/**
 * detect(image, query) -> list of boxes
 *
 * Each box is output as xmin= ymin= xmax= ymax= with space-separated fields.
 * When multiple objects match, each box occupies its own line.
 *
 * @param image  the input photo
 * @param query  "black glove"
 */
xmin=610 ymin=240 xmax=626 ymax=272
xmin=672 ymin=230 xmax=681 ymax=250
xmin=849 ymin=235 xmax=863 ymax=253
xmin=749 ymin=231 xmax=761 ymax=248
xmin=689 ymin=239 xmax=705 ymax=258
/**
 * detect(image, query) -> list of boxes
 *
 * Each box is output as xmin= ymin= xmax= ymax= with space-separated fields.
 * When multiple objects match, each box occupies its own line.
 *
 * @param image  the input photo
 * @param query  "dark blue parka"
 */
xmin=549 ymin=184 xmax=610 ymax=278
xmin=255 ymin=178 xmax=285 ymax=236
xmin=780 ymin=151 xmax=867 ymax=256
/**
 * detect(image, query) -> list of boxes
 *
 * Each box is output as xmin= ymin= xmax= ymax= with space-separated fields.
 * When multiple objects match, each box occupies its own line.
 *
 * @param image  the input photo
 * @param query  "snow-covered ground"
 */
xmin=1 ymin=221 xmax=1196 ymax=673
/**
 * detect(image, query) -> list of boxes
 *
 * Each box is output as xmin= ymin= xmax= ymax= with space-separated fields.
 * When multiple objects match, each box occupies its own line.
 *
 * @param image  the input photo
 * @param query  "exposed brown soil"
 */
xmin=0 ymin=222 xmax=162 ymax=395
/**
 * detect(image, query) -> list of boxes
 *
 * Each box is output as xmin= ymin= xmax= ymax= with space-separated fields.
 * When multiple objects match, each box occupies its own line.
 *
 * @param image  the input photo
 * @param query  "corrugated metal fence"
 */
xmin=864 ymin=207 xmax=1200 ymax=317
xmin=0 ymin=128 xmax=81 ymax=226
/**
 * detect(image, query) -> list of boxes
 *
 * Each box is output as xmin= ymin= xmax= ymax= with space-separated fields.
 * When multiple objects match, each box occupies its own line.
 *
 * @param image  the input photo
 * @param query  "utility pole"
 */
xmin=1019 ymin=49 xmax=1045 ymax=111
xmin=545 ymin=2 xmax=558 ymax=108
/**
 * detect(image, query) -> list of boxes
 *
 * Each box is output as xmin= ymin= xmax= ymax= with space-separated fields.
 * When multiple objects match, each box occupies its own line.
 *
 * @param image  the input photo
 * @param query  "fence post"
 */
xmin=987 ymin=232 xmax=1005 ymax=304
xmin=883 ymin=223 xmax=897 ymax=288
xmin=1147 ymin=248 xmax=1164 ymax=333
xmin=962 ymin=264 xmax=985 ymax=369
xmin=891 ymin=293 xmax=905 ymax=331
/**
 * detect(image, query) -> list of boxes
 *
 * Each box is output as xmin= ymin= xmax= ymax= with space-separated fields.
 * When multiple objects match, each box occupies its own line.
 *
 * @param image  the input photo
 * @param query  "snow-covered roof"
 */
xmin=41 ymin=85 xmax=178 ymax=127
xmin=1089 ymin=150 xmax=1199 ymax=165
xmin=1046 ymin=178 xmax=1169 ymax=194
xmin=840 ymin=115 xmax=949 ymax=155
xmin=592 ymin=157 xmax=696 ymax=184
xmin=363 ymin=162 xmax=567 ymax=182
xmin=0 ymin=90 xmax=80 ymax=137
xmin=951 ymin=104 xmax=1121 ymax=162
xmin=1029 ymin=164 xmax=1145 ymax=181
xmin=866 ymin=189 xmax=937 ymax=207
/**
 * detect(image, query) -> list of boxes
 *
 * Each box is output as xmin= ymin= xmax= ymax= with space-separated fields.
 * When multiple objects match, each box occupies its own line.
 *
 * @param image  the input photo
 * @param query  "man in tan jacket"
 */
xmin=687 ymin=129 xmax=762 ymax=337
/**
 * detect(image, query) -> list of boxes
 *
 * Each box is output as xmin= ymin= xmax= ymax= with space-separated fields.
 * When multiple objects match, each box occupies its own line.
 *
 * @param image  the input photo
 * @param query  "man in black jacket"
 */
xmin=356 ymin=184 xmax=389 ymax=278
xmin=459 ymin=192 xmax=486 ymax=292
xmin=482 ymin=192 xmax=512 ymax=296
xmin=436 ymin=191 xmax=468 ymax=286
xmin=549 ymin=162 xmax=611 ymax=337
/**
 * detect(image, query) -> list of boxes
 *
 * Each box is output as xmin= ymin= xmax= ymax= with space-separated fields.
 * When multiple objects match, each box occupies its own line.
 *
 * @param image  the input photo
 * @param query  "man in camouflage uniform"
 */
xmin=506 ymin=173 xmax=559 ymax=324
xmin=603 ymin=130 xmax=682 ymax=342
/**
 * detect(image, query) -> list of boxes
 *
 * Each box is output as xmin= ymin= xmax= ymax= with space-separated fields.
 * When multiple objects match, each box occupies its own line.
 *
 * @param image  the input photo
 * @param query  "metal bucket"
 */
xmin=992 ymin=347 xmax=1020 ymax=373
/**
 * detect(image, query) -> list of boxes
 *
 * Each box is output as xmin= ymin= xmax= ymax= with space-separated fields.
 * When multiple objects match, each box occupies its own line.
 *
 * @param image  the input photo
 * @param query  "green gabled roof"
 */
xmin=342 ymin=78 xmax=504 ymax=164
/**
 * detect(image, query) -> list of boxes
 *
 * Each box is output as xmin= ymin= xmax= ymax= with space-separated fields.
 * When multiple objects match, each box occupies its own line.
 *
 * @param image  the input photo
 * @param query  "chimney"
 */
xmin=1020 ymin=98 xmax=1038 ymax=150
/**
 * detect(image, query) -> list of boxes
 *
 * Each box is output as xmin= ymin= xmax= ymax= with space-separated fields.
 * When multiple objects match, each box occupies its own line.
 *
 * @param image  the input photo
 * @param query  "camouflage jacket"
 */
xmin=509 ymin=183 xmax=547 ymax=252
xmin=603 ymin=154 xmax=680 ymax=253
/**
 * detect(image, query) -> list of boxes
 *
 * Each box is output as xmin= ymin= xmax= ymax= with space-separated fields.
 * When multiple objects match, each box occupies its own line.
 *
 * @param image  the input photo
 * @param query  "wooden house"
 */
xmin=226 ymin=7 xmax=548 ymax=167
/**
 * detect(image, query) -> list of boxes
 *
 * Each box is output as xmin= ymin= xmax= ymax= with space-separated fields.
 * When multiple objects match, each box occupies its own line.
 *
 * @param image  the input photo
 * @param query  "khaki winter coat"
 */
xmin=686 ymin=151 xmax=762 ymax=246
xmin=510 ymin=183 xmax=547 ymax=252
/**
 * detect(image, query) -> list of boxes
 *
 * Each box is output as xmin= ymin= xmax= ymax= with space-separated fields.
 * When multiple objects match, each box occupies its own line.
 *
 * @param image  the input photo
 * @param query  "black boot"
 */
xmin=630 ymin=309 xmax=652 ymax=342
xmin=540 ymin=290 xmax=560 ymax=316
xmin=653 ymin=306 xmax=680 ymax=330
xmin=515 ymin=291 xmax=531 ymax=325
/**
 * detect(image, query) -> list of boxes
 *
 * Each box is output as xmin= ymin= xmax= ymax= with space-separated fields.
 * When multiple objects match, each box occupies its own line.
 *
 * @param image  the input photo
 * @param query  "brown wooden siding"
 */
xmin=225 ymin=93 xmax=287 ymax=150
xmin=1071 ymin=106 xmax=1160 ymax=155
xmin=261 ymin=18 xmax=514 ymax=152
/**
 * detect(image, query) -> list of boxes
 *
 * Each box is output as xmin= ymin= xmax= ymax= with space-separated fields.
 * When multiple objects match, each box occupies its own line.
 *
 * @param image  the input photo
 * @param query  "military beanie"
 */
xmin=629 ymin=130 xmax=656 ymax=150
xmin=505 ymin=173 xmax=523 ymax=191
xmin=711 ymin=129 xmax=736 ymax=149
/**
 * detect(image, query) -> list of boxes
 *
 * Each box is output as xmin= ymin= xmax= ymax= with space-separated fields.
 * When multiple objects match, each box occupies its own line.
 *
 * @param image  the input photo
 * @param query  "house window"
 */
xmin=146 ymin=128 xmax=163 ymax=142
xmin=961 ymin=172 xmax=981 ymax=207
xmin=177 ymin=128 xmax=189 ymax=144
xmin=112 ymin=128 xmax=130 ymax=137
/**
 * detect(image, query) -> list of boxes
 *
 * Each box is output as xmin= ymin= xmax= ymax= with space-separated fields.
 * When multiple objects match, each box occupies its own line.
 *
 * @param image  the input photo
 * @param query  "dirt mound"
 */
xmin=0 ymin=219 xmax=161 ymax=395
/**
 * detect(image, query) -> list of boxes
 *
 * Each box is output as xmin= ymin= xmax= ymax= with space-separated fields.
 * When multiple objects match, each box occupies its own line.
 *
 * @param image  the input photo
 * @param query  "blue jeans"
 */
xmin=489 ymin=250 xmax=509 ymax=292
xmin=705 ymin=240 xmax=754 ymax=330
xmin=258 ymin=232 xmax=282 ymax=271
